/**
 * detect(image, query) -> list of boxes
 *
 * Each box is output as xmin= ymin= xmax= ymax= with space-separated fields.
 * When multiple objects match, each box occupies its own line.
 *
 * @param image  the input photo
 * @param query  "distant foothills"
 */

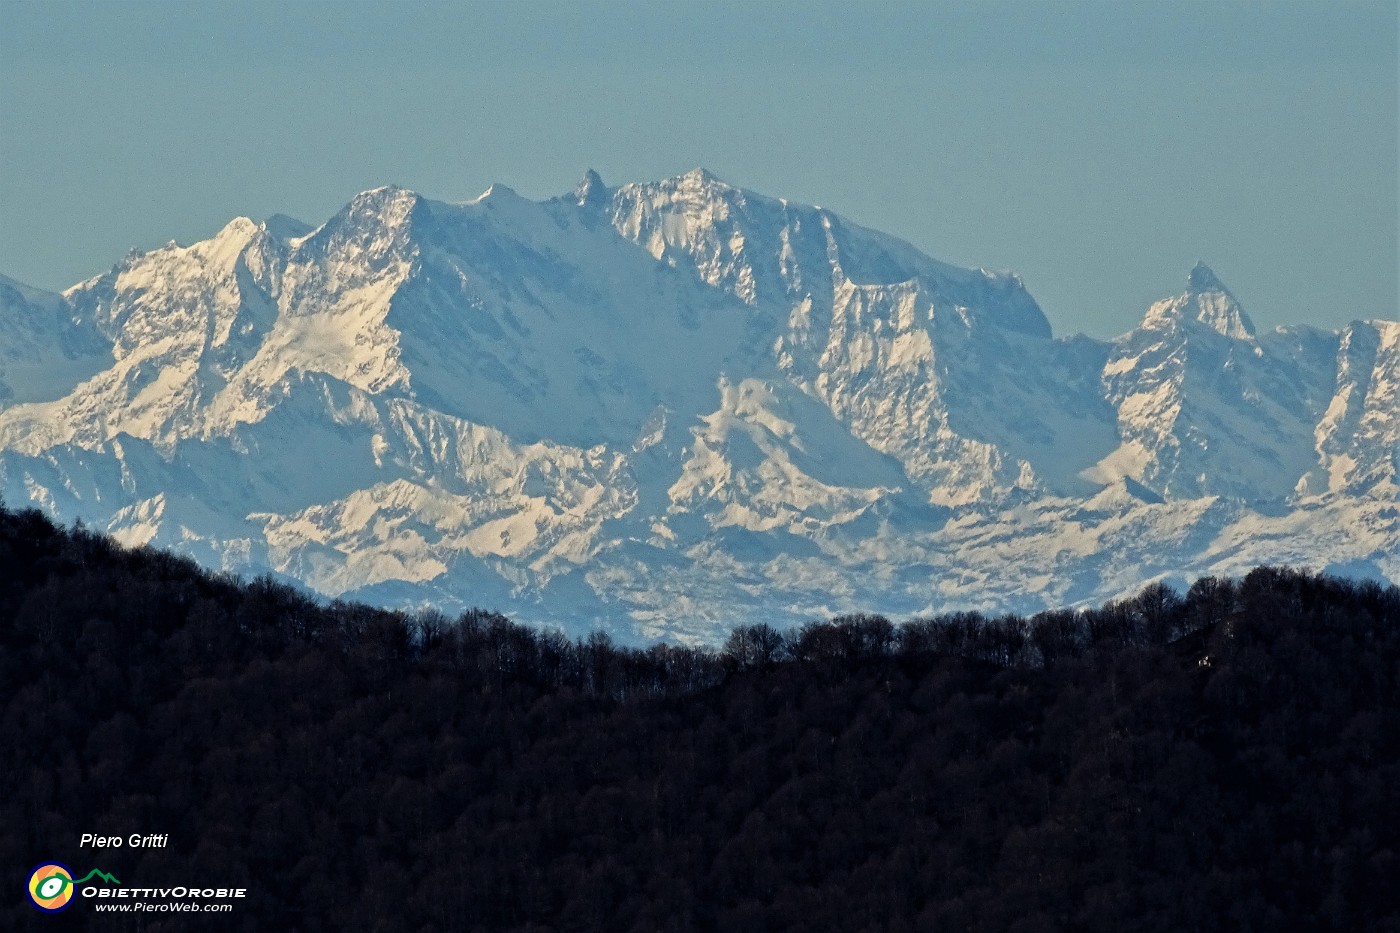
xmin=2 ymin=503 xmax=1397 ymax=931
xmin=0 ymin=169 xmax=1395 ymax=641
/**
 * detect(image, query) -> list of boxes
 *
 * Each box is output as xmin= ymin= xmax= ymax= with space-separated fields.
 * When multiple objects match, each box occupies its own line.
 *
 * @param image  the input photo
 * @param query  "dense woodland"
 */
xmin=1 ymin=503 xmax=1398 ymax=932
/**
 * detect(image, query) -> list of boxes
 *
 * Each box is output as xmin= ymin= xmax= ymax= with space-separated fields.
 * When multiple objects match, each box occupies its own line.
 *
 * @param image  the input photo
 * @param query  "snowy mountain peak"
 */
xmin=475 ymin=182 xmax=521 ymax=203
xmin=1184 ymin=262 xmax=1255 ymax=339
xmin=0 ymin=171 xmax=1394 ymax=642
xmin=331 ymin=185 xmax=422 ymax=233
xmin=573 ymin=168 xmax=608 ymax=208
xmin=1140 ymin=263 xmax=1256 ymax=340
xmin=682 ymin=166 xmax=724 ymax=186
xmin=214 ymin=216 xmax=260 ymax=241
xmin=263 ymin=213 xmax=313 ymax=240
xmin=1187 ymin=260 xmax=1224 ymax=292
xmin=353 ymin=184 xmax=418 ymax=206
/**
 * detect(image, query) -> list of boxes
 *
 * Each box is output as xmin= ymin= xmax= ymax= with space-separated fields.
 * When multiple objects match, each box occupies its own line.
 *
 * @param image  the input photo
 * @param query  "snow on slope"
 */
xmin=1093 ymin=263 xmax=1338 ymax=501
xmin=605 ymin=168 xmax=1115 ymax=505
xmin=0 ymin=274 xmax=109 ymax=405
xmin=1302 ymin=320 xmax=1400 ymax=499
xmin=0 ymin=171 xmax=1395 ymax=642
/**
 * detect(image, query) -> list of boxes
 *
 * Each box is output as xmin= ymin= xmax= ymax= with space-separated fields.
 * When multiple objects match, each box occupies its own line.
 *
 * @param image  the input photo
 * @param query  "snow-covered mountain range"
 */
xmin=1 ymin=169 xmax=1396 ymax=642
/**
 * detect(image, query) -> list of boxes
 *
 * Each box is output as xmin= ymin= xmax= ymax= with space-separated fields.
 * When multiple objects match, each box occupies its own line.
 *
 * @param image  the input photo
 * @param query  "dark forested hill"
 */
xmin=1 ymin=504 xmax=1397 ymax=932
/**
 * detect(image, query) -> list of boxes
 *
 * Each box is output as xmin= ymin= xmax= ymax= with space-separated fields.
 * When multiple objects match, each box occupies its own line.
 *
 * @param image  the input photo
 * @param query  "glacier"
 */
xmin=0 ymin=169 xmax=1395 ymax=643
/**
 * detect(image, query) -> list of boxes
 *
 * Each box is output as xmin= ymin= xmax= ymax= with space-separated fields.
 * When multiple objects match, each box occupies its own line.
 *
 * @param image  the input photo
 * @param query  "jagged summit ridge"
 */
xmin=1187 ymin=260 xmax=1224 ymax=292
xmin=1094 ymin=262 xmax=1332 ymax=500
xmin=1185 ymin=261 xmax=1256 ymax=339
xmin=0 ymin=170 xmax=1394 ymax=642
xmin=572 ymin=168 xmax=608 ymax=208
xmin=1141 ymin=262 xmax=1256 ymax=340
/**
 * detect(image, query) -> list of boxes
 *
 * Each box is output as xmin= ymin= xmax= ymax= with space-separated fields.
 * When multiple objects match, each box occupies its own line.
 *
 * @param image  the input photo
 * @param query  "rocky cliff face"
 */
xmin=1 ymin=171 xmax=1395 ymax=642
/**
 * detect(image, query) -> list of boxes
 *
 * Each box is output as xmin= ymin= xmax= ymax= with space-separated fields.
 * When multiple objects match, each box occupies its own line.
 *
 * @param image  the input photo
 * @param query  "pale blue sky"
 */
xmin=1 ymin=0 xmax=1395 ymax=336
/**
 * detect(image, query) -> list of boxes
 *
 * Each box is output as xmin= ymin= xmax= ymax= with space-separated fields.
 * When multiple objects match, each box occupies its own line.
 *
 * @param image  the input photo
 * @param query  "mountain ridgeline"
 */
xmin=1 ymin=505 xmax=1398 ymax=931
xmin=0 ymin=170 xmax=1395 ymax=641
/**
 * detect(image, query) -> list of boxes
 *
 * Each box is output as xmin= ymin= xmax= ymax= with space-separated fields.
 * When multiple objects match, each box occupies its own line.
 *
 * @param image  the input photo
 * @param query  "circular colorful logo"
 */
xmin=27 ymin=862 xmax=76 ymax=913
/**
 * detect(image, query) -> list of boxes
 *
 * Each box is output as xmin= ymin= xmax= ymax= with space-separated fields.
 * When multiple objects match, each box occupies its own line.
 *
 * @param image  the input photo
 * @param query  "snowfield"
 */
xmin=1 ymin=170 xmax=1395 ymax=642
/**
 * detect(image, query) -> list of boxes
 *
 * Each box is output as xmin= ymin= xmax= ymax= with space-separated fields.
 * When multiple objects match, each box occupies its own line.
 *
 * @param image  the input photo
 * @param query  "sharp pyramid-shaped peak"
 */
xmin=572 ymin=168 xmax=609 ymax=208
xmin=682 ymin=166 xmax=722 ymax=183
xmin=1184 ymin=261 xmax=1255 ymax=339
xmin=1187 ymin=260 xmax=1225 ymax=292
